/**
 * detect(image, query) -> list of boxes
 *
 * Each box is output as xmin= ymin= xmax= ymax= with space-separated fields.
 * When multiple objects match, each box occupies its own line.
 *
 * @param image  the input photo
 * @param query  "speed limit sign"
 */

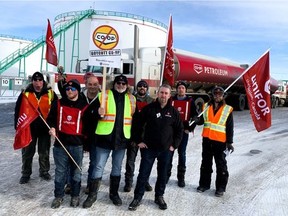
xmin=2 ymin=78 xmax=9 ymax=87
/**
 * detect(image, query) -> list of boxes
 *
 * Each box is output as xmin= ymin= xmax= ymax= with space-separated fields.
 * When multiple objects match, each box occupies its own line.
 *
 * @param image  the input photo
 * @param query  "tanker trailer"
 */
xmin=173 ymin=48 xmax=278 ymax=111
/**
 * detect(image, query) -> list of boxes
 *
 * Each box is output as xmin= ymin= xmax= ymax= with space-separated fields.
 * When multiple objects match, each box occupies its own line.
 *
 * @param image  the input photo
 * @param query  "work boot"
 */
xmin=83 ymin=178 xmax=101 ymax=208
xmin=154 ymin=196 xmax=167 ymax=210
xmin=109 ymin=175 xmax=122 ymax=206
xmin=19 ymin=176 xmax=30 ymax=184
xmin=51 ymin=197 xmax=63 ymax=209
xmin=215 ymin=190 xmax=224 ymax=197
xmin=145 ymin=182 xmax=153 ymax=191
xmin=124 ymin=182 xmax=132 ymax=192
xmin=40 ymin=172 xmax=51 ymax=181
xmin=177 ymin=166 xmax=186 ymax=188
xmin=128 ymin=198 xmax=141 ymax=211
xmin=196 ymin=186 xmax=210 ymax=193
xmin=70 ymin=196 xmax=80 ymax=207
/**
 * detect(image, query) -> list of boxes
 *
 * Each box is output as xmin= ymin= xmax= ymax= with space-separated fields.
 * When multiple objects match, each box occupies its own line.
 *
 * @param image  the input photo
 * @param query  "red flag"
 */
xmin=13 ymin=94 xmax=39 ymax=150
xmin=243 ymin=50 xmax=271 ymax=132
xmin=46 ymin=19 xmax=58 ymax=66
xmin=163 ymin=15 xmax=175 ymax=86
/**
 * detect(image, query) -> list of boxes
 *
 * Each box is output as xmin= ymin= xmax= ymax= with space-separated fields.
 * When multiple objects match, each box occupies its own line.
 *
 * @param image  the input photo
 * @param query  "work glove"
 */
xmin=191 ymin=116 xmax=200 ymax=124
xmin=226 ymin=143 xmax=234 ymax=153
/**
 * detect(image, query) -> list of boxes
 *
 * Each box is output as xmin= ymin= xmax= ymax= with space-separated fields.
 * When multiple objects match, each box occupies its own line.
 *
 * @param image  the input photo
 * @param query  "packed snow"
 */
xmin=0 ymin=102 xmax=288 ymax=216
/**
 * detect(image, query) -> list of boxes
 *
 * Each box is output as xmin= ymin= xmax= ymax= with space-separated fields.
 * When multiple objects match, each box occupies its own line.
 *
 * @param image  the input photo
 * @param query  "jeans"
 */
xmin=90 ymin=146 xmax=126 ymax=179
xmin=53 ymin=145 xmax=83 ymax=198
xmin=134 ymin=148 xmax=172 ymax=200
xmin=21 ymin=133 xmax=51 ymax=177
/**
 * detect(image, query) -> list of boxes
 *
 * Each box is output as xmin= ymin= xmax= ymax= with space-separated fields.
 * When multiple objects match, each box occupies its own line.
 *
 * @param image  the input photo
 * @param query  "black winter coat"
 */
xmin=133 ymin=99 xmax=184 ymax=151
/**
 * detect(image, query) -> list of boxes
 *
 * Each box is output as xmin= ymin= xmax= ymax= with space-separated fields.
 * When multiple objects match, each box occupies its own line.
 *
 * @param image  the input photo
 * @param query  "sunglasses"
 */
xmin=116 ymin=82 xmax=126 ymax=86
xmin=138 ymin=85 xmax=147 ymax=88
xmin=33 ymin=79 xmax=43 ymax=82
xmin=66 ymin=87 xmax=77 ymax=91
xmin=213 ymin=91 xmax=224 ymax=96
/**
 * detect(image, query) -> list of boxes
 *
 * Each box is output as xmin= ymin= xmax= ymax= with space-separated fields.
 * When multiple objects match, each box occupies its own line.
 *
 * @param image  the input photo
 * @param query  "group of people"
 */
xmin=14 ymin=71 xmax=234 ymax=211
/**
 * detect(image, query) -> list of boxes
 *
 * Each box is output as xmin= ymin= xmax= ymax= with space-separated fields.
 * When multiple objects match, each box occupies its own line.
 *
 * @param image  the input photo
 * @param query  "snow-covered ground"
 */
xmin=0 ymin=104 xmax=288 ymax=216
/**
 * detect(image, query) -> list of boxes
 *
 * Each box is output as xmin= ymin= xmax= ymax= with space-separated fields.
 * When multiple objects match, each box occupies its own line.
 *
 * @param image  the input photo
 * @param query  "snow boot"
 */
xmin=177 ymin=166 xmax=186 ymax=187
xmin=82 ymin=178 xmax=101 ymax=208
xmin=109 ymin=175 xmax=122 ymax=206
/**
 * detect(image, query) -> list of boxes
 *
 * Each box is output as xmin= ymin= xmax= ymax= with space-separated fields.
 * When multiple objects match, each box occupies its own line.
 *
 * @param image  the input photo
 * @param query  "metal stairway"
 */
xmin=0 ymin=9 xmax=95 ymax=76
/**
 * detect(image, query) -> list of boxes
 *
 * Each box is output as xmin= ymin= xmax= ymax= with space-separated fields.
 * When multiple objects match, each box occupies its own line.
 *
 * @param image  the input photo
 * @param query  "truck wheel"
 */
xmin=237 ymin=94 xmax=246 ymax=111
xmin=194 ymin=97 xmax=205 ymax=113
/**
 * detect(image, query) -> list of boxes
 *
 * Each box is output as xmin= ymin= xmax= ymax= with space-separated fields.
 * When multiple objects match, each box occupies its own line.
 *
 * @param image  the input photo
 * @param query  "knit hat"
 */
xmin=113 ymin=74 xmax=128 ymax=85
xmin=137 ymin=80 xmax=148 ymax=88
xmin=66 ymin=79 xmax=81 ymax=92
xmin=212 ymin=86 xmax=225 ymax=96
xmin=176 ymin=81 xmax=187 ymax=89
xmin=32 ymin=72 xmax=44 ymax=81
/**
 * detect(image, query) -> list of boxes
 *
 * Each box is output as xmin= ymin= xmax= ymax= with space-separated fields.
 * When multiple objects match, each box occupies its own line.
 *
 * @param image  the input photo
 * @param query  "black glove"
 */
xmin=226 ymin=143 xmax=234 ymax=153
xmin=191 ymin=116 xmax=200 ymax=124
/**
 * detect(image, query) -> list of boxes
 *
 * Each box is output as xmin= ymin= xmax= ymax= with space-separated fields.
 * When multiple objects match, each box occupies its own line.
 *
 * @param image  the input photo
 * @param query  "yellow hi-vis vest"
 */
xmin=202 ymin=103 xmax=233 ymax=143
xmin=96 ymin=90 xmax=136 ymax=138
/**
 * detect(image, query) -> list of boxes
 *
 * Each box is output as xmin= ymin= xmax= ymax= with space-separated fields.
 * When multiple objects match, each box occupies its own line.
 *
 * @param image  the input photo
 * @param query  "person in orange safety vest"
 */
xmin=14 ymin=71 xmax=58 ymax=184
xmin=196 ymin=86 xmax=234 ymax=197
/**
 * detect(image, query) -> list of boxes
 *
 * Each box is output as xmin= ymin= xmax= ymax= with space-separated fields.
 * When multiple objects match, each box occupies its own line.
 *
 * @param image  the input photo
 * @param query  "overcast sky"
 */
xmin=0 ymin=0 xmax=288 ymax=80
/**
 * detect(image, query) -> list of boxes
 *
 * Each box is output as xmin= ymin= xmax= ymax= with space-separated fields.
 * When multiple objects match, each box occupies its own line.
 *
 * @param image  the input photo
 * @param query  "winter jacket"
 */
xmin=133 ymin=99 xmax=184 ymax=151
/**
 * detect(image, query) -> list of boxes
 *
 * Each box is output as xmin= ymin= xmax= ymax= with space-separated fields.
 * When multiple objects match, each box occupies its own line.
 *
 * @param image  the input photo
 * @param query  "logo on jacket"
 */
xmin=67 ymin=115 xmax=72 ymax=121
xmin=165 ymin=112 xmax=172 ymax=117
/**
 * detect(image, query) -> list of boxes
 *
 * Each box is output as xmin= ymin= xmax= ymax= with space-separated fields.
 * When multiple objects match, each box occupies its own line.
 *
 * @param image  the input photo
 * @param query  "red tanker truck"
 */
xmin=42 ymin=47 xmax=278 ymax=112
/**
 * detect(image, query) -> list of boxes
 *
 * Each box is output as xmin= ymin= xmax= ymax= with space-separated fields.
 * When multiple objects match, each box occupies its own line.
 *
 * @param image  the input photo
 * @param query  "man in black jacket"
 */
xmin=128 ymin=84 xmax=183 ymax=211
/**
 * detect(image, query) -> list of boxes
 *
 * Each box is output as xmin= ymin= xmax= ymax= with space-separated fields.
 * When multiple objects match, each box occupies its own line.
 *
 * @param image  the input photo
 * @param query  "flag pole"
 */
xmin=189 ymin=49 xmax=270 ymax=127
xmin=223 ymin=49 xmax=270 ymax=94
xmin=100 ymin=66 xmax=107 ymax=117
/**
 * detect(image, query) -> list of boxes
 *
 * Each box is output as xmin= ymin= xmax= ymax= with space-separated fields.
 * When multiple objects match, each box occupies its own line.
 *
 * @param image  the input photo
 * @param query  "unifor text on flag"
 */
xmin=13 ymin=94 xmax=39 ymax=150
xmin=46 ymin=19 xmax=58 ymax=66
xmin=243 ymin=51 xmax=271 ymax=132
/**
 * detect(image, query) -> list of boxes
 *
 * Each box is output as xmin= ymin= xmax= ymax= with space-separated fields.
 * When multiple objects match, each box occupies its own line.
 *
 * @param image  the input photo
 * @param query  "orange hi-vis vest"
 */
xmin=171 ymin=99 xmax=191 ymax=121
xmin=57 ymin=100 xmax=86 ymax=136
xmin=202 ymin=103 xmax=233 ymax=143
xmin=96 ymin=90 xmax=136 ymax=139
xmin=24 ymin=89 xmax=54 ymax=120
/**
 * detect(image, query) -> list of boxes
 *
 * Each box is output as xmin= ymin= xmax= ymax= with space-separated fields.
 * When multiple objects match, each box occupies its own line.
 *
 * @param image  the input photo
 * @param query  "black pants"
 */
xmin=124 ymin=144 xmax=139 ymax=184
xmin=134 ymin=148 xmax=172 ymax=200
xmin=21 ymin=132 xmax=51 ymax=177
xmin=199 ymin=138 xmax=229 ymax=192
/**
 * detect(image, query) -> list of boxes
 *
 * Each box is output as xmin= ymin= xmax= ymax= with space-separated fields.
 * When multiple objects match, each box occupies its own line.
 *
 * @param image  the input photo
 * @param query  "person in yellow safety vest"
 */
xmin=14 ymin=71 xmax=58 ymax=184
xmin=83 ymin=74 xmax=136 ymax=208
xmin=196 ymin=86 xmax=234 ymax=197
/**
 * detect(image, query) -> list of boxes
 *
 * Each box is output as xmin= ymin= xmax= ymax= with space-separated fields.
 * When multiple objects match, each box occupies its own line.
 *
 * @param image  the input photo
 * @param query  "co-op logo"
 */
xmin=92 ymin=25 xmax=119 ymax=50
xmin=194 ymin=64 xmax=203 ymax=74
